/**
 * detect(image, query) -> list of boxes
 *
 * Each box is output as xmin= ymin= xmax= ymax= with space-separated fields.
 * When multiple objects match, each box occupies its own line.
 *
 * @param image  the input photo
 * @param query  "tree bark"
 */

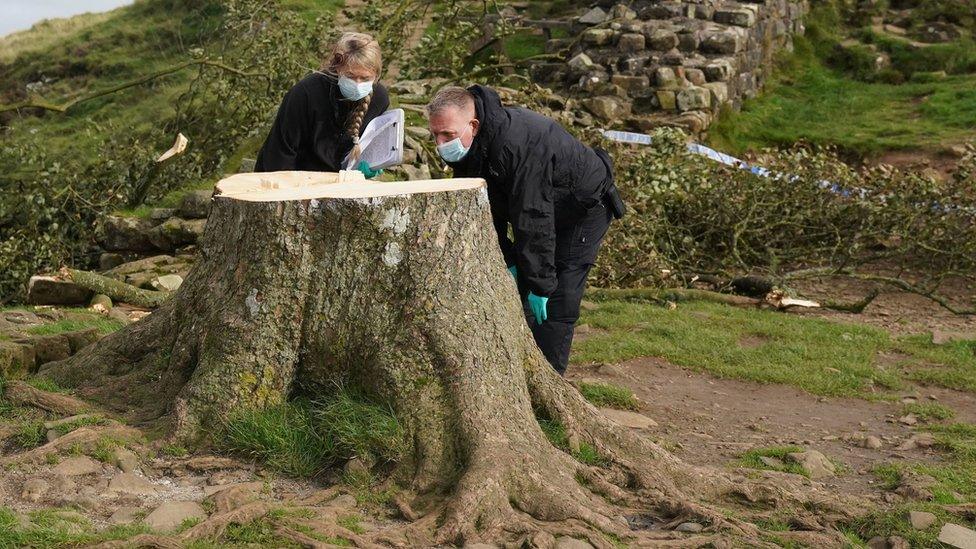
xmin=41 ymin=171 xmax=861 ymax=546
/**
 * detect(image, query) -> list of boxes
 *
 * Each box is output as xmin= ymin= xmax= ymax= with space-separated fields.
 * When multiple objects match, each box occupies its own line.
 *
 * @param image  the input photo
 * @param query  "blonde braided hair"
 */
xmin=322 ymin=32 xmax=383 ymax=165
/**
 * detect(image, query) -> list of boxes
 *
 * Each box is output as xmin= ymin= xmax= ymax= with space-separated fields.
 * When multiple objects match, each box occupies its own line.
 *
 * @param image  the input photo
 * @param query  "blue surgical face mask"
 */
xmin=437 ymin=124 xmax=472 ymax=163
xmin=338 ymin=75 xmax=373 ymax=101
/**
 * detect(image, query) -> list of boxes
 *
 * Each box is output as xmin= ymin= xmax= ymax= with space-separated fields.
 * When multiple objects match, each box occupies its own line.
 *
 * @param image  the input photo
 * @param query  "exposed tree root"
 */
xmin=0 ymin=423 xmax=141 ymax=466
xmin=90 ymin=534 xmax=182 ymax=549
xmin=179 ymin=501 xmax=270 ymax=540
xmin=3 ymin=379 xmax=96 ymax=415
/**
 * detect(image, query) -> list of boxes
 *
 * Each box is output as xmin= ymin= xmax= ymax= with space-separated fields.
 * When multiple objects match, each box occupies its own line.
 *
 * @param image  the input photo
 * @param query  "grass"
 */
xmin=0 ymin=506 xmax=151 ymax=547
xmin=709 ymin=4 xmax=976 ymax=157
xmin=573 ymin=299 xmax=976 ymax=398
xmin=26 ymin=316 xmax=124 ymax=336
xmin=737 ymin=445 xmax=808 ymax=477
xmin=902 ymin=402 xmax=955 ymax=421
xmin=577 ymin=382 xmax=640 ymax=411
xmin=538 ymin=417 xmax=609 ymax=466
xmin=221 ymin=388 xmax=405 ymax=478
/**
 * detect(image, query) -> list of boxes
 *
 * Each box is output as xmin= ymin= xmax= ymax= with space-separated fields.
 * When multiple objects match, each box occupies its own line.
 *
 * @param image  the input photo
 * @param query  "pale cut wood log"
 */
xmin=214 ymin=170 xmax=485 ymax=202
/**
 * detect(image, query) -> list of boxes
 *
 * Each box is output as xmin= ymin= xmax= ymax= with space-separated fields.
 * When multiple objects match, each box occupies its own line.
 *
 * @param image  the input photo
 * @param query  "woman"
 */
xmin=255 ymin=32 xmax=389 ymax=178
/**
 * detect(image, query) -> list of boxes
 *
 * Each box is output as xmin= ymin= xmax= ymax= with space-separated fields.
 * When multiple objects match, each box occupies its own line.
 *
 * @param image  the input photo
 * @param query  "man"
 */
xmin=426 ymin=85 xmax=625 ymax=375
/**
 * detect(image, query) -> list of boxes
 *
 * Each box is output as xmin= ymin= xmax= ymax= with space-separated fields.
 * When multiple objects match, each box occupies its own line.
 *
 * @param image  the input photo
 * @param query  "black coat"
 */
xmin=255 ymin=72 xmax=390 ymax=172
xmin=448 ymin=85 xmax=611 ymax=297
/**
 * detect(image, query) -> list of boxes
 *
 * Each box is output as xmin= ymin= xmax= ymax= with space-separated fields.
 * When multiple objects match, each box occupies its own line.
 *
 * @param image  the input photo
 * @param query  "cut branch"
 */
xmin=60 ymin=267 xmax=170 ymax=308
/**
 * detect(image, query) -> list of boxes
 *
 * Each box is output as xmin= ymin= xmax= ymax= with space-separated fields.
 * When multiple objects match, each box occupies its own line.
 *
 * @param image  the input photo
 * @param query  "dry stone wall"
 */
xmin=530 ymin=0 xmax=808 ymax=135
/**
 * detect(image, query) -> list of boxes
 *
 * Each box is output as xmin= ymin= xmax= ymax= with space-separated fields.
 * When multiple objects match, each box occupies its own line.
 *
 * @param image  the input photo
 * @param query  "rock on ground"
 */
xmin=785 ymin=450 xmax=836 ymax=479
xmin=939 ymin=523 xmax=976 ymax=549
xmin=52 ymin=456 xmax=103 ymax=476
xmin=143 ymin=500 xmax=207 ymax=532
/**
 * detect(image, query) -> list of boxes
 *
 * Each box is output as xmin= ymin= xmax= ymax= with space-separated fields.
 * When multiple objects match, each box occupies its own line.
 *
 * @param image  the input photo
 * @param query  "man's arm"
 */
xmin=507 ymin=146 xmax=557 ymax=296
xmin=255 ymin=86 xmax=308 ymax=172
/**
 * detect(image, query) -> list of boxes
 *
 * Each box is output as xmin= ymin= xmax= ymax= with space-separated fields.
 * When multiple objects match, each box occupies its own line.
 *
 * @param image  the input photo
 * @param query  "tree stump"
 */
xmin=42 ymin=170 xmax=860 ymax=546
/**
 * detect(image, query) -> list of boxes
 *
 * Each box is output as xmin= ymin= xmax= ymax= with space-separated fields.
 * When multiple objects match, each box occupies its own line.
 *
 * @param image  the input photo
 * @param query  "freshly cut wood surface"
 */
xmin=216 ymin=170 xmax=485 ymax=202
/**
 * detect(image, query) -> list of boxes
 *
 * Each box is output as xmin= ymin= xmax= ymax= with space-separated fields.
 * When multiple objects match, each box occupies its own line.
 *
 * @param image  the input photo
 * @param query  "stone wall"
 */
xmin=530 ymin=0 xmax=808 ymax=135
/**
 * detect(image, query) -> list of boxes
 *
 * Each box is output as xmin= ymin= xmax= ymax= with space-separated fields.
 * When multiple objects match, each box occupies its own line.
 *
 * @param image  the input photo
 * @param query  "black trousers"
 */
xmin=518 ymin=200 xmax=613 ymax=375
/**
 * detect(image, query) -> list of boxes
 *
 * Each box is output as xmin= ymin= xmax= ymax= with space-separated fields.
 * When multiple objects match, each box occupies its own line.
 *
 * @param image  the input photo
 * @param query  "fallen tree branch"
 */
xmin=60 ymin=267 xmax=170 ymax=308
xmin=4 ymin=380 xmax=93 ymax=415
xmin=821 ymin=288 xmax=881 ymax=314
xmin=586 ymin=287 xmax=762 ymax=308
xmin=0 ymin=59 xmax=266 ymax=115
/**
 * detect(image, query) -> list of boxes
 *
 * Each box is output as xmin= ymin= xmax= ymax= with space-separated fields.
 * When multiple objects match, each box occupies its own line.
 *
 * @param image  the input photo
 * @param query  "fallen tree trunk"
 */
xmin=41 ymin=170 xmax=860 ymax=546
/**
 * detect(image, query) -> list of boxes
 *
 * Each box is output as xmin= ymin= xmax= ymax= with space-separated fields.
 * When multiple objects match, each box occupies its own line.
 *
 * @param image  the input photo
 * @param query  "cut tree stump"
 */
xmin=41 ymin=170 xmax=863 ymax=546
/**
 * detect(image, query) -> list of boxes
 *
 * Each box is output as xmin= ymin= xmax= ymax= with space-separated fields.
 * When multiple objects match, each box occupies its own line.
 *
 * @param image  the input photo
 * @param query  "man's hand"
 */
xmin=527 ymin=292 xmax=548 ymax=324
xmin=507 ymin=265 xmax=517 ymax=280
xmin=356 ymin=160 xmax=383 ymax=179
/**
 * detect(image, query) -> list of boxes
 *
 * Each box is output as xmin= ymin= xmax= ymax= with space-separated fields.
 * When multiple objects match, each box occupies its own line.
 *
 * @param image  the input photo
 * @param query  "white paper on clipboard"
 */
xmin=344 ymin=108 xmax=405 ymax=170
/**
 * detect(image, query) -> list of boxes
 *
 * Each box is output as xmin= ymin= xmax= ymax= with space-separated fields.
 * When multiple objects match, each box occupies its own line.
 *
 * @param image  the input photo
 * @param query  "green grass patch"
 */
xmin=221 ymin=388 xmax=405 ymax=478
xmin=709 ymin=3 xmax=976 ymax=156
xmin=538 ymin=418 xmax=609 ymax=466
xmin=25 ymin=377 xmax=69 ymax=394
xmin=574 ymin=299 xmax=976 ymax=399
xmin=577 ymin=382 xmax=640 ymax=411
xmin=311 ymin=389 xmax=406 ymax=465
xmin=737 ymin=445 xmax=808 ymax=477
xmin=503 ymin=31 xmax=547 ymax=61
xmin=0 ymin=506 xmax=151 ymax=547
xmin=222 ymin=400 xmax=331 ymax=478
xmin=26 ymin=313 xmax=124 ymax=336
xmin=902 ymin=402 xmax=955 ymax=421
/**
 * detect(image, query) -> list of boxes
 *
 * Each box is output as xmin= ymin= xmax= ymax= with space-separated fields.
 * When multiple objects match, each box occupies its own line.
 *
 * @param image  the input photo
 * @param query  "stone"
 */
xmin=701 ymin=31 xmax=742 ymax=54
xmin=862 ymin=435 xmax=883 ymax=449
xmin=53 ymin=456 xmax=103 ymax=476
xmin=896 ymin=472 xmax=937 ymax=501
xmin=759 ymin=456 xmax=785 ymax=468
xmin=866 ymin=537 xmax=887 ymax=549
xmin=146 ymin=218 xmax=206 ymax=252
xmin=662 ymin=49 xmax=685 ymax=66
xmin=21 ymin=478 xmax=50 ymax=502
xmin=785 ymin=450 xmax=836 ymax=479
xmin=677 ymin=87 xmax=711 ymax=111
xmin=582 ymin=28 xmax=615 ymax=46
xmin=704 ymin=59 xmax=736 ymax=82
xmin=677 ymin=31 xmax=700 ymax=52
xmin=600 ymin=408 xmax=657 ymax=429
xmin=618 ymin=33 xmax=645 ymax=53
xmin=555 ymin=536 xmax=594 ymax=549
xmin=176 ymin=190 xmax=213 ymax=219
xmin=99 ymin=253 xmax=125 ymax=271
xmin=685 ymin=68 xmax=706 ymax=86
xmin=109 ymin=506 xmax=144 ymax=525
xmin=89 ymin=294 xmax=113 ymax=312
xmin=567 ymin=53 xmax=594 ymax=72
xmin=702 ymin=82 xmax=729 ymax=107
xmin=675 ymin=522 xmax=704 ymax=533
xmin=694 ymin=4 xmax=715 ymax=19
xmin=149 ymin=208 xmax=176 ymax=222
xmin=656 ymin=90 xmax=677 ymax=111
xmin=646 ymin=29 xmax=679 ymax=51
xmin=578 ymin=7 xmax=607 ymax=25
xmin=114 ymin=448 xmax=140 ymax=474
xmin=939 ymin=523 xmax=976 ymax=549
xmin=898 ymin=414 xmax=918 ymax=426
xmin=464 ymin=544 xmax=498 ymax=549
xmin=107 ymin=473 xmax=159 ymax=496
xmin=609 ymin=5 xmax=637 ymax=20
xmin=611 ymin=74 xmax=649 ymax=92
xmin=26 ymin=276 xmax=93 ymax=306
xmin=714 ymin=8 xmax=757 ymax=27
xmin=888 ymin=536 xmax=910 ymax=549
xmin=96 ymin=215 xmax=157 ymax=252
xmin=144 ymin=501 xmax=207 ymax=532
xmin=31 ymin=334 xmax=72 ymax=366
xmin=331 ymin=494 xmax=358 ymax=509
xmin=654 ymin=67 xmax=679 ymax=88
xmin=152 ymin=274 xmax=184 ymax=292
xmin=908 ymin=511 xmax=937 ymax=530
xmin=583 ymin=96 xmax=632 ymax=122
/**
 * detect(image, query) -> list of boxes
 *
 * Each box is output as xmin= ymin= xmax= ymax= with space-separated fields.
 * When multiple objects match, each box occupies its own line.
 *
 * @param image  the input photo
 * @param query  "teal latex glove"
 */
xmin=356 ymin=160 xmax=383 ymax=179
xmin=507 ymin=265 xmax=517 ymax=280
xmin=527 ymin=291 xmax=548 ymax=325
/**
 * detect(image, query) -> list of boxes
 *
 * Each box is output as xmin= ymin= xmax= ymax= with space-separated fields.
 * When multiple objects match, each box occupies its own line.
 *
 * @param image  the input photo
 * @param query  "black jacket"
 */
xmin=448 ymin=85 xmax=611 ymax=297
xmin=255 ymin=72 xmax=390 ymax=172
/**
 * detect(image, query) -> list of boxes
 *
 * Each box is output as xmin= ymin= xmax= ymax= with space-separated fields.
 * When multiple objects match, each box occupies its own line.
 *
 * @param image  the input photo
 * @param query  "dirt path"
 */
xmin=570 ymin=357 xmax=976 ymax=501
